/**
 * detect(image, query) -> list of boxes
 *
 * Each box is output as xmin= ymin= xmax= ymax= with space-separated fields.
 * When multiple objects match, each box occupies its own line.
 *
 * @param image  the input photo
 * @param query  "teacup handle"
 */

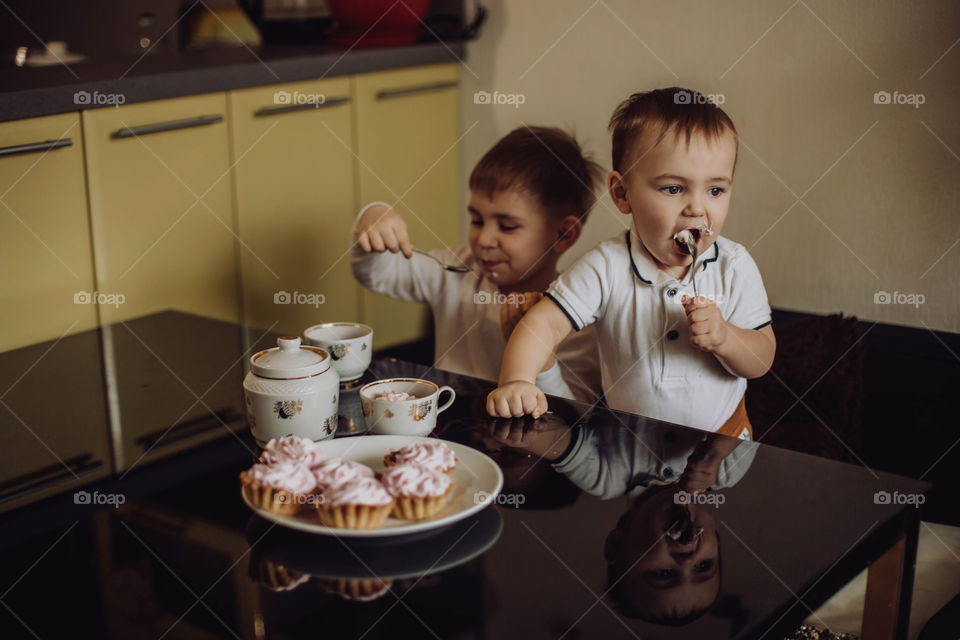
xmin=436 ymin=386 xmax=456 ymax=414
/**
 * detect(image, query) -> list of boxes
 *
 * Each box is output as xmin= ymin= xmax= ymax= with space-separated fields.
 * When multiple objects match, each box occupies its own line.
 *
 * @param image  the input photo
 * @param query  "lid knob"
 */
xmin=278 ymin=336 xmax=301 ymax=351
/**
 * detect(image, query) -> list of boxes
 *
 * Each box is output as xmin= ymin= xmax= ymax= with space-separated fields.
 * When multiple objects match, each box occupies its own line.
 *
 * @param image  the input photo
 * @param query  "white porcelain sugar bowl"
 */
xmin=243 ymin=336 xmax=340 ymax=446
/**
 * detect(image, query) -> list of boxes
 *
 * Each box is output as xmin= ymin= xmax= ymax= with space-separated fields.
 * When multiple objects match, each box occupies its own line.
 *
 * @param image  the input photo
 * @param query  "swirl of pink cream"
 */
xmin=391 ymin=440 xmax=456 ymax=472
xmin=381 ymin=464 xmax=451 ymax=498
xmin=261 ymin=435 xmax=327 ymax=468
xmin=323 ymin=477 xmax=392 ymax=506
xmin=246 ymin=462 xmax=316 ymax=494
xmin=312 ymin=458 xmax=375 ymax=492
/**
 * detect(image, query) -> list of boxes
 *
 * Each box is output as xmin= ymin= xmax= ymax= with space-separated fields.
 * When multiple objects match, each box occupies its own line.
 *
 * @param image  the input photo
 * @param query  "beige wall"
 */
xmin=458 ymin=0 xmax=960 ymax=333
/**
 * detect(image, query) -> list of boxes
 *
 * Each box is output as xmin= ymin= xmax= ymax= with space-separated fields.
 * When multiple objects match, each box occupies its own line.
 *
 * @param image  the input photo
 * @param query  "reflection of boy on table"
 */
xmin=483 ymin=415 xmax=756 ymax=625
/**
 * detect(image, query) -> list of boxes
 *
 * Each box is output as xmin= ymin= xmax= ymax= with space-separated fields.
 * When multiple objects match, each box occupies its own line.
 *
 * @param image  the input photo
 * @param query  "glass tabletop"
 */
xmin=0 ymin=313 xmax=930 ymax=639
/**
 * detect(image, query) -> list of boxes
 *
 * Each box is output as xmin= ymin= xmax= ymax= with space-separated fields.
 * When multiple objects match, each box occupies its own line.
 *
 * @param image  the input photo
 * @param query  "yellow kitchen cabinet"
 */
xmin=354 ymin=63 xmax=461 ymax=348
xmin=0 ymin=113 xmax=99 ymax=352
xmin=229 ymin=78 xmax=359 ymax=336
xmin=82 ymin=93 xmax=240 ymax=325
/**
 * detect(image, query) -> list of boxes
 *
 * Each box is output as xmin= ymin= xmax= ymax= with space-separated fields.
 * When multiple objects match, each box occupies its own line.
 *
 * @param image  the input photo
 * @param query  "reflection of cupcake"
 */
xmin=312 ymin=457 xmax=375 ymax=494
xmin=316 ymin=477 xmax=394 ymax=529
xmin=240 ymin=463 xmax=316 ymax=516
xmin=319 ymin=578 xmax=393 ymax=602
xmin=260 ymin=435 xmax=327 ymax=468
xmin=381 ymin=464 xmax=453 ymax=520
xmin=383 ymin=440 xmax=456 ymax=474
xmin=250 ymin=559 xmax=310 ymax=592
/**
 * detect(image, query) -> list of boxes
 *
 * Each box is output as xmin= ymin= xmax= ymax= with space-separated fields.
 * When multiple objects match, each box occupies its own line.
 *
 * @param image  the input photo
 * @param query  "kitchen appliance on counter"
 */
xmin=235 ymin=0 xmax=334 ymax=43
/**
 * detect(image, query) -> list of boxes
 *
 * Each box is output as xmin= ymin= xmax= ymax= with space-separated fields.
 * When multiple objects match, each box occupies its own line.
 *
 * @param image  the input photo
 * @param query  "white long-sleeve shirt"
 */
xmin=351 ymin=208 xmax=602 ymax=403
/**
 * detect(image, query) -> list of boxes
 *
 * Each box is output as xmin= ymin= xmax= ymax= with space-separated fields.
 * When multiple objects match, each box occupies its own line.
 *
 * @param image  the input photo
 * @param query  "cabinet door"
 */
xmin=354 ymin=63 xmax=461 ymax=348
xmin=229 ymin=78 xmax=359 ymax=336
xmin=0 ymin=113 xmax=98 ymax=352
xmin=82 ymin=93 xmax=240 ymax=325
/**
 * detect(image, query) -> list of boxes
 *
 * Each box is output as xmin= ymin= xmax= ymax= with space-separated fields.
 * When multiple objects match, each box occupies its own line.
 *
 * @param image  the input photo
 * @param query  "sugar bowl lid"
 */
xmin=250 ymin=336 xmax=330 ymax=379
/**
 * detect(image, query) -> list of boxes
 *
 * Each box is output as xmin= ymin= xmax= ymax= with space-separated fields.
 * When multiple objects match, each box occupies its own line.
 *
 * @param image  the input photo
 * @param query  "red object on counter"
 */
xmin=327 ymin=0 xmax=431 ymax=47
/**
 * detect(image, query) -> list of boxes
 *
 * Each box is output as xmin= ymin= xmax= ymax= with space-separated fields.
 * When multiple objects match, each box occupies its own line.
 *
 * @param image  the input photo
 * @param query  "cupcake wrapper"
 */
xmin=240 ymin=472 xmax=304 ymax=517
xmin=319 ymin=578 xmax=393 ymax=601
xmin=316 ymin=501 xmax=393 ymax=529
xmin=390 ymin=485 xmax=453 ymax=520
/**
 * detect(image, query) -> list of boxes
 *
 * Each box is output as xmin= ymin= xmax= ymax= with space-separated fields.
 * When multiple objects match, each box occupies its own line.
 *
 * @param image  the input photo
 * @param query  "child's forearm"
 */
xmin=499 ymin=302 xmax=571 ymax=385
xmin=714 ymin=324 xmax=775 ymax=379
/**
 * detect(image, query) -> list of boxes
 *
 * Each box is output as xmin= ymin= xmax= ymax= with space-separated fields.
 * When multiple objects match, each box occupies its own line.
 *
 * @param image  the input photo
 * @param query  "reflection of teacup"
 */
xmin=303 ymin=323 xmax=373 ymax=381
xmin=359 ymin=378 xmax=456 ymax=437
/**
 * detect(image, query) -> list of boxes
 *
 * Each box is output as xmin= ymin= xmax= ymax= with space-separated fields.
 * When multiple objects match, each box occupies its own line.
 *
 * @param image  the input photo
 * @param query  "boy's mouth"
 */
xmin=673 ymin=228 xmax=702 ymax=254
xmin=481 ymin=260 xmax=503 ymax=271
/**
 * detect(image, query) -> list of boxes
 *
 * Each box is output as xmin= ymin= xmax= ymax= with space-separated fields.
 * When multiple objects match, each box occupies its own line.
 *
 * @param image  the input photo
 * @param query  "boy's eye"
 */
xmin=661 ymin=185 xmax=683 ymax=195
xmin=708 ymin=187 xmax=726 ymax=197
xmin=695 ymin=559 xmax=715 ymax=573
xmin=499 ymin=224 xmax=518 ymax=231
xmin=646 ymin=569 xmax=675 ymax=580
xmin=470 ymin=218 xmax=483 ymax=227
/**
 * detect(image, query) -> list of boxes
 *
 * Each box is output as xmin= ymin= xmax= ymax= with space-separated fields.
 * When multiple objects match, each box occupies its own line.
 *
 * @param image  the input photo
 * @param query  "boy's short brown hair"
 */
xmin=609 ymin=87 xmax=737 ymax=174
xmin=469 ymin=126 xmax=604 ymax=223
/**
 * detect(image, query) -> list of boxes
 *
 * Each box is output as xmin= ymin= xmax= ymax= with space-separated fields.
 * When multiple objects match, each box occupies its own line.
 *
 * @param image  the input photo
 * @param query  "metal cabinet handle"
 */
xmin=254 ymin=96 xmax=350 ymax=117
xmin=0 ymin=138 xmax=72 ymax=157
xmin=112 ymin=114 xmax=223 ymax=139
xmin=376 ymin=81 xmax=458 ymax=100
xmin=135 ymin=408 xmax=243 ymax=452
xmin=0 ymin=452 xmax=103 ymax=503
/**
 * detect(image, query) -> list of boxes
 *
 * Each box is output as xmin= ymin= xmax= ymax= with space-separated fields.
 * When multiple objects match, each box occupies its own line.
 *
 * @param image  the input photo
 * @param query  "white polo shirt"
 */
xmin=547 ymin=225 xmax=771 ymax=431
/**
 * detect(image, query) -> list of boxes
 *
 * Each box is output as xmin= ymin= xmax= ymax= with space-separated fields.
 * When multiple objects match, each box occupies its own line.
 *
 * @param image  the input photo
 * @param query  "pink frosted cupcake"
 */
xmin=240 ymin=462 xmax=316 ymax=516
xmin=381 ymin=464 xmax=453 ymax=520
xmin=311 ymin=457 xmax=375 ymax=494
xmin=260 ymin=435 xmax=327 ymax=468
xmin=315 ymin=477 xmax=394 ymax=529
xmin=383 ymin=439 xmax=456 ymax=474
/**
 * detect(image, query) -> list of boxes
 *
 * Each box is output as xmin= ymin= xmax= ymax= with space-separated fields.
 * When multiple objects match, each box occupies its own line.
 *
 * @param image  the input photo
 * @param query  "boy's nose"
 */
xmin=477 ymin=226 xmax=498 ymax=247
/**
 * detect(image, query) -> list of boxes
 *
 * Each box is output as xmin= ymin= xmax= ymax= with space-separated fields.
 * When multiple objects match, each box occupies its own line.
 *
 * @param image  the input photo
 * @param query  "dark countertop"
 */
xmin=0 ymin=312 xmax=933 ymax=639
xmin=0 ymin=40 xmax=466 ymax=123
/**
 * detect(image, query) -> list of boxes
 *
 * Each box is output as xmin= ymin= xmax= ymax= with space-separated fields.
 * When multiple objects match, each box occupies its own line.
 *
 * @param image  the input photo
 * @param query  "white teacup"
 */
xmin=359 ymin=378 xmax=456 ymax=437
xmin=303 ymin=322 xmax=373 ymax=381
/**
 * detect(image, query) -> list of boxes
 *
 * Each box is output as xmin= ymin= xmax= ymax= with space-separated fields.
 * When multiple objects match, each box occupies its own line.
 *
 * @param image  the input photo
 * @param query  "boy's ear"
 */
xmin=608 ymin=171 xmax=632 ymax=214
xmin=553 ymin=216 xmax=583 ymax=254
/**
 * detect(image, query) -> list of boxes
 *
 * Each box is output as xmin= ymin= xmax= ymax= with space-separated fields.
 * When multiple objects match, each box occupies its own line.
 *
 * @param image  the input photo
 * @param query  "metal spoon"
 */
xmin=413 ymin=248 xmax=471 ymax=273
xmin=684 ymin=238 xmax=699 ymax=297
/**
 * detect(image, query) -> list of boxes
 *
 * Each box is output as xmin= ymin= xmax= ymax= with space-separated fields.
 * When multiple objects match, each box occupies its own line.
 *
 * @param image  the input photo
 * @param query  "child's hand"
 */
xmin=486 ymin=381 xmax=548 ymax=419
xmin=357 ymin=204 xmax=413 ymax=258
xmin=682 ymin=295 xmax=728 ymax=353
xmin=482 ymin=414 xmax=572 ymax=461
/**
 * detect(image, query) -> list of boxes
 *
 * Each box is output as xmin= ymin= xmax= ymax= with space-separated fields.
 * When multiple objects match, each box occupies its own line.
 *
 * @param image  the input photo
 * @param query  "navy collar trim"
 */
xmin=626 ymin=230 xmax=721 ymax=284
xmin=625 ymin=230 xmax=653 ymax=285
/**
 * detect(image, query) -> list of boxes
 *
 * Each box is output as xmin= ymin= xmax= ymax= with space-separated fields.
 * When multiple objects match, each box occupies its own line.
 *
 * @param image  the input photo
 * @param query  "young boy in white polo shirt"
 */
xmin=352 ymin=126 xmax=603 ymax=402
xmin=487 ymin=88 xmax=776 ymax=438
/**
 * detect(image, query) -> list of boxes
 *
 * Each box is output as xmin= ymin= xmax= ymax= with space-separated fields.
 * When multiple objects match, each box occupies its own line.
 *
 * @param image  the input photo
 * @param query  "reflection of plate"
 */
xmin=241 ymin=435 xmax=503 ymax=538
xmin=247 ymin=505 xmax=503 ymax=581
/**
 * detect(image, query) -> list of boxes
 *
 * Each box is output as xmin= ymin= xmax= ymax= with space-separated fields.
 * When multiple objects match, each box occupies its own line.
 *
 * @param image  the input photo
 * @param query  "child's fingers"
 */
xmin=380 ymin=226 xmax=401 ymax=253
xmin=507 ymin=395 xmax=526 ymax=417
xmin=522 ymin=391 xmax=543 ymax=418
xmin=357 ymin=230 xmax=372 ymax=253
xmin=687 ymin=308 xmax=713 ymax=323
xmin=486 ymin=391 xmax=511 ymax=417
xmin=398 ymin=236 xmax=414 ymax=259
xmin=368 ymin=229 xmax=386 ymax=252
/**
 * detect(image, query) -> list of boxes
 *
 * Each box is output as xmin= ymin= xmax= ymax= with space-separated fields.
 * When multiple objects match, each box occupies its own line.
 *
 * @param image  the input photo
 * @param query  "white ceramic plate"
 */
xmin=241 ymin=435 xmax=504 ymax=537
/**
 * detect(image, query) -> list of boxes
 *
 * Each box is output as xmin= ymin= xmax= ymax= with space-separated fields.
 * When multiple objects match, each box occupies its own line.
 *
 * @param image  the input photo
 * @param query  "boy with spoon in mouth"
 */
xmin=487 ymin=88 xmax=776 ymax=438
xmin=352 ymin=127 xmax=603 ymax=402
